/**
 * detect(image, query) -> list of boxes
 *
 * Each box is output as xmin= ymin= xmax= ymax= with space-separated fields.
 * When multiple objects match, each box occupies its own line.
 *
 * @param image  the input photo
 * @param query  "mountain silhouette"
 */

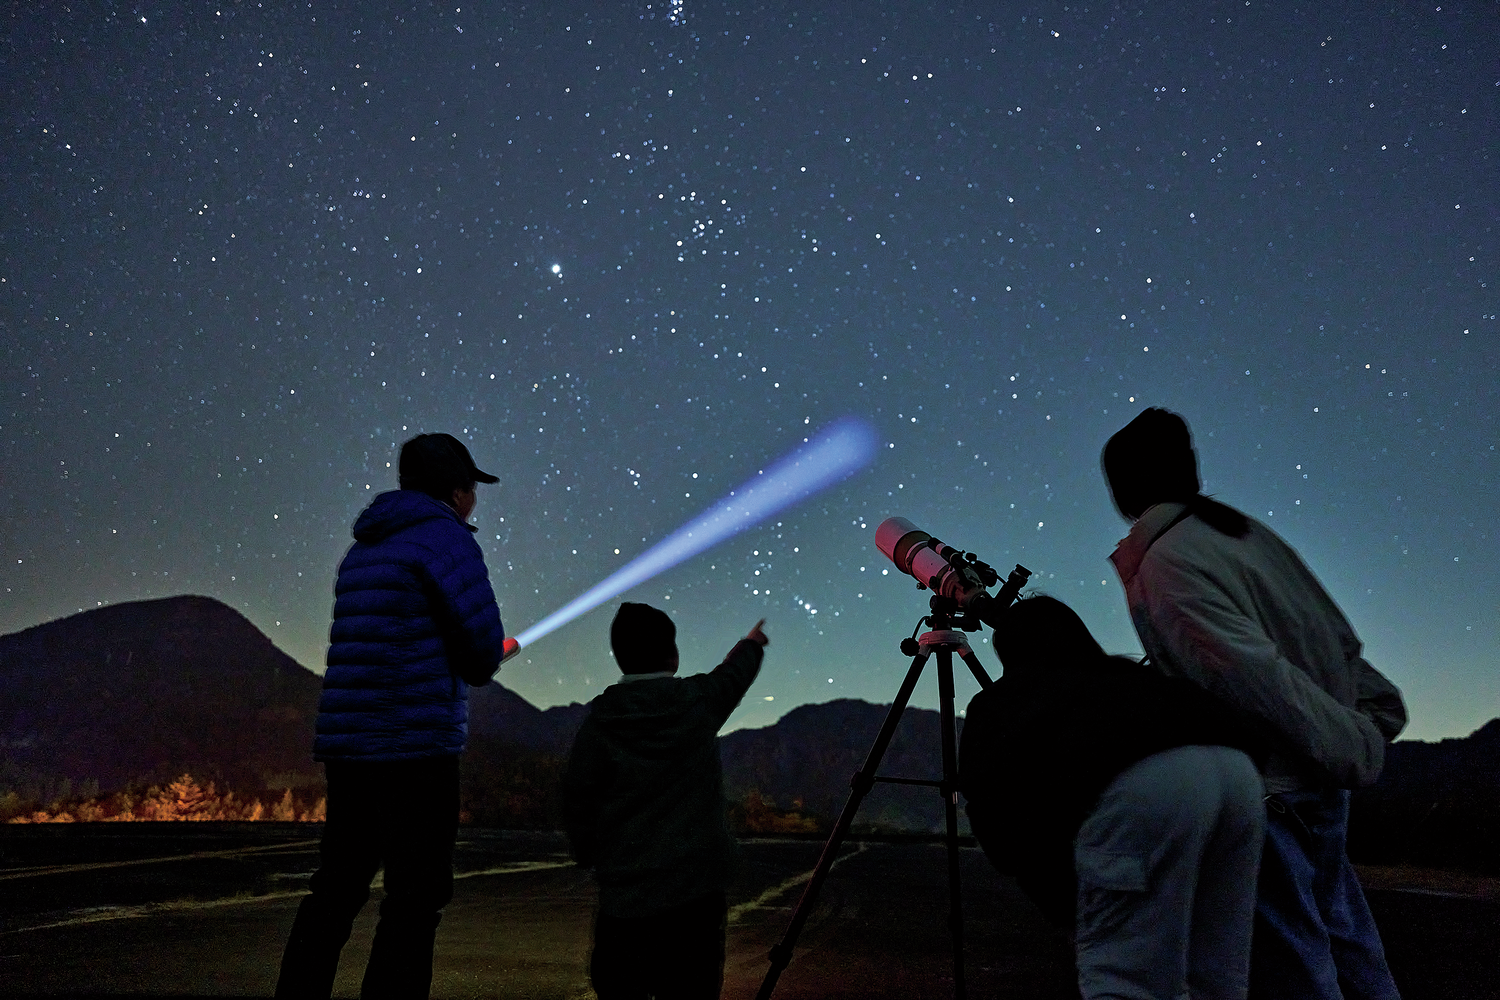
xmin=467 ymin=681 xmax=590 ymax=754
xmin=1349 ymin=718 xmax=1500 ymax=875
xmin=0 ymin=596 xmax=588 ymax=799
xmin=719 ymin=698 xmax=956 ymax=832
xmin=0 ymin=597 xmax=955 ymax=830
xmin=0 ymin=595 xmax=324 ymax=795
xmin=4 ymin=596 xmax=1496 ymax=859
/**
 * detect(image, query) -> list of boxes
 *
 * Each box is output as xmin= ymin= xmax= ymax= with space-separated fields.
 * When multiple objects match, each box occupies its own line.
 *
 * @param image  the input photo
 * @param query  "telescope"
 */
xmin=757 ymin=518 xmax=1031 ymax=1000
xmin=874 ymin=516 xmax=1030 ymax=630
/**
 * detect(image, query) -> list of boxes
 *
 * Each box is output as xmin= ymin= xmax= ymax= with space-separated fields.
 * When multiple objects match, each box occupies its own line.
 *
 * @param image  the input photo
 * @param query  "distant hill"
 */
xmin=0 ymin=596 xmax=324 ymax=797
xmin=460 ymin=684 xmax=591 ymax=828
xmin=467 ymin=681 xmax=590 ymax=754
xmin=1370 ymin=719 xmax=1500 ymax=794
xmin=0 ymin=596 xmax=586 ymax=799
xmin=465 ymin=693 xmax=956 ymax=832
xmin=1349 ymin=719 xmax=1500 ymax=875
xmin=719 ymin=699 xmax=956 ymax=833
xmin=468 ymin=692 xmax=957 ymax=831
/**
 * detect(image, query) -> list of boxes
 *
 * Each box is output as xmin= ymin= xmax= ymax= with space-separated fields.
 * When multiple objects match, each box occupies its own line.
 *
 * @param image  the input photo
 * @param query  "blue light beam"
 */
xmin=507 ymin=418 xmax=878 ymax=656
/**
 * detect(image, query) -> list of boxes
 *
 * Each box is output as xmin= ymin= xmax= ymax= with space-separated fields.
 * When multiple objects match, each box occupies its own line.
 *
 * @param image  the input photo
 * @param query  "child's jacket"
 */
xmin=562 ymin=638 xmax=763 ymax=917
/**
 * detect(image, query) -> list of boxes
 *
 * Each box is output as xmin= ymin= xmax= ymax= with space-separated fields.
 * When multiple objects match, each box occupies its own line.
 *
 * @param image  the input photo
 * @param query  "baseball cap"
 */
xmin=399 ymin=433 xmax=499 ymax=497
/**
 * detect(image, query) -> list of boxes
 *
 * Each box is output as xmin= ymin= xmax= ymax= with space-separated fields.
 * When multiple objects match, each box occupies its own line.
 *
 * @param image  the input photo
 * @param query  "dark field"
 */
xmin=0 ymin=825 xmax=1496 ymax=999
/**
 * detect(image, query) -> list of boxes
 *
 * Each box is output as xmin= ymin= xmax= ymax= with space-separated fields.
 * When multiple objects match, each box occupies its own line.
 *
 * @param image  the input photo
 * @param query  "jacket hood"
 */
xmin=589 ymin=679 xmax=706 ymax=758
xmin=352 ymin=489 xmax=465 ymax=544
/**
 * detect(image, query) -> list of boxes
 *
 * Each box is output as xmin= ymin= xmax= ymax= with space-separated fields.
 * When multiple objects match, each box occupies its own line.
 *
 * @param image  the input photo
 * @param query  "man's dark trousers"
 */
xmin=275 ymin=756 xmax=460 ymax=1000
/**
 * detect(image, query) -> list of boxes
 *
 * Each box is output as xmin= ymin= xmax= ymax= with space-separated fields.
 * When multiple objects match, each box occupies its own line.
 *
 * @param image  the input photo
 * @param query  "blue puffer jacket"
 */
xmin=314 ymin=489 xmax=506 ymax=761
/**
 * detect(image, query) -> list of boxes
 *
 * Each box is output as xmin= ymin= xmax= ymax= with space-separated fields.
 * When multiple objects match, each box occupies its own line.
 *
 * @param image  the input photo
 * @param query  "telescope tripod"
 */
xmin=755 ymin=611 xmax=999 ymax=1000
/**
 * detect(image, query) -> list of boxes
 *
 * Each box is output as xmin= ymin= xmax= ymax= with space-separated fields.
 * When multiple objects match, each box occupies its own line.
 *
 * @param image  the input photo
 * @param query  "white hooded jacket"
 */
xmin=1110 ymin=501 xmax=1407 ymax=793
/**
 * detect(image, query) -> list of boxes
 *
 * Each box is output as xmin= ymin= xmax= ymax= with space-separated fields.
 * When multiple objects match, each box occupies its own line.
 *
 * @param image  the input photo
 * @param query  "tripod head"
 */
xmin=898 ymin=557 xmax=1032 ymax=656
xmin=899 ymin=595 xmax=970 ymax=656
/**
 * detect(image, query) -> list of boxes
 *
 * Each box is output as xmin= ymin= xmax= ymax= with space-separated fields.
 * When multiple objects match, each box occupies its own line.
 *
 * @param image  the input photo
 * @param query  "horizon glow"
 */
xmin=511 ymin=418 xmax=878 ymax=652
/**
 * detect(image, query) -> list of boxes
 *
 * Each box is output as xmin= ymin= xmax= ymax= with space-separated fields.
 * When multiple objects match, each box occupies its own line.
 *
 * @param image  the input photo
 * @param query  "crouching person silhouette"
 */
xmin=276 ymin=434 xmax=507 ymax=1000
xmin=562 ymin=603 xmax=768 ymax=1000
xmin=961 ymin=595 xmax=1267 ymax=1000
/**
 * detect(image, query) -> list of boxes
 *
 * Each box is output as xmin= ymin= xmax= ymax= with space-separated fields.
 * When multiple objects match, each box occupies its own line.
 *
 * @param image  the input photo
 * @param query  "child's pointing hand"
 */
xmin=746 ymin=619 xmax=769 ymax=647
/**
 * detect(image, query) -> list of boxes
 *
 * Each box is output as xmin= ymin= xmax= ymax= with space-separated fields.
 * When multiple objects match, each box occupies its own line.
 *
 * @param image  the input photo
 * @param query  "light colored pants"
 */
xmin=1074 ymin=745 xmax=1266 ymax=1000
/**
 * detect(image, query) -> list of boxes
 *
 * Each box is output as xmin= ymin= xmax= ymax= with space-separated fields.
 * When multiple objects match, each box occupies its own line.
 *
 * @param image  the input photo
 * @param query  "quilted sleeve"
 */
xmin=425 ymin=526 xmax=506 ymax=686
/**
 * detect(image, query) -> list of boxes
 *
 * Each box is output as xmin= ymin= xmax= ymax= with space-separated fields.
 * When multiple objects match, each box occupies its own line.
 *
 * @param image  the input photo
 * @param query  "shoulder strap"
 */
xmin=1140 ymin=503 xmax=1196 ymax=559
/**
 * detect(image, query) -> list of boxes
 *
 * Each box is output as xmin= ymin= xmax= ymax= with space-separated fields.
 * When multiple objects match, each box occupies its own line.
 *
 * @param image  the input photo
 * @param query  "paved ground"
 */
xmin=0 ymin=825 xmax=1496 ymax=999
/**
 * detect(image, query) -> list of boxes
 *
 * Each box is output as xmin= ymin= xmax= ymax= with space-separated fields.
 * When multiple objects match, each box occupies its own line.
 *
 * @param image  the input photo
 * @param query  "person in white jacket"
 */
xmin=1101 ymin=408 xmax=1407 ymax=1000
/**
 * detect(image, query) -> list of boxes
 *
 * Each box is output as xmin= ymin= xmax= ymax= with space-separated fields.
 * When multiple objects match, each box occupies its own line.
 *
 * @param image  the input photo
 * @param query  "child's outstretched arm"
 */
xmin=698 ymin=619 xmax=768 ymax=720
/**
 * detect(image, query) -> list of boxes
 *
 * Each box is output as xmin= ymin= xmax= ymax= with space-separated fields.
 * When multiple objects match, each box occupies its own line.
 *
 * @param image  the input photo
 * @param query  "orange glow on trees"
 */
xmin=4 ymin=774 xmax=326 ymax=824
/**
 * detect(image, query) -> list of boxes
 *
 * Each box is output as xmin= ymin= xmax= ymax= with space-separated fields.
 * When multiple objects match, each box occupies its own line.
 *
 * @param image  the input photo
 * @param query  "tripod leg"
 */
xmin=755 ymin=649 xmax=932 ymax=1000
xmin=957 ymin=646 xmax=994 ymax=690
xmin=937 ymin=650 xmax=968 ymax=1000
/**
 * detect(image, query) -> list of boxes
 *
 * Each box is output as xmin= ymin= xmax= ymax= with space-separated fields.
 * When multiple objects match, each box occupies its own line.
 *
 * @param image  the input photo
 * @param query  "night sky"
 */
xmin=4 ymin=2 xmax=1495 ymax=742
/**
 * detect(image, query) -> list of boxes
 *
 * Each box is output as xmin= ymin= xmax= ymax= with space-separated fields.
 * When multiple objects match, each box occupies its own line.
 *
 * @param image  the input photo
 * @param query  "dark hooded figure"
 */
xmin=276 ymin=433 xmax=507 ymax=1000
xmin=562 ymin=603 xmax=768 ymax=1000
xmin=960 ymin=595 xmax=1266 ymax=1000
xmin=1101 ymin=407 xmax=1407 ymax=1000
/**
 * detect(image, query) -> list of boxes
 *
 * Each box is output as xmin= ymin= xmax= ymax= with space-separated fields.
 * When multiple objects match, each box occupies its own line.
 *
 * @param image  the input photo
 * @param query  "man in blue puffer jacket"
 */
xmin=276 ymin=433 xmax=508 ymax=1000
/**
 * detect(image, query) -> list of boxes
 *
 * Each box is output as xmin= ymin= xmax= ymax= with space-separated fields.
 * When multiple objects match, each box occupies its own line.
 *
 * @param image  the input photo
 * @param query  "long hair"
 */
xmin=1102 ymin=408 xmax=1199 ymax=518
xmin=1103 ymin=408 xmax=1247 ymax=538
xmin=991 ymin=595 xmax=1106 ymax=680
xmin=1187 ymin=494 xmax=1249 ymax=538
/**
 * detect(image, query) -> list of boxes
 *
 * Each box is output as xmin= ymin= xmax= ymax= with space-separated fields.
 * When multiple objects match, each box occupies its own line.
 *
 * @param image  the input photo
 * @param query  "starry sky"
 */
xmin=4 ymin=2 xmax=1495 ymax=742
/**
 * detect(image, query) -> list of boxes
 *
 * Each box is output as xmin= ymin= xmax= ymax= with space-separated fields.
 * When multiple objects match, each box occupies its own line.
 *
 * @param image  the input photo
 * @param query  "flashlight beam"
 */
xmin=508 ymin=418 xmax=878 ymax=654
